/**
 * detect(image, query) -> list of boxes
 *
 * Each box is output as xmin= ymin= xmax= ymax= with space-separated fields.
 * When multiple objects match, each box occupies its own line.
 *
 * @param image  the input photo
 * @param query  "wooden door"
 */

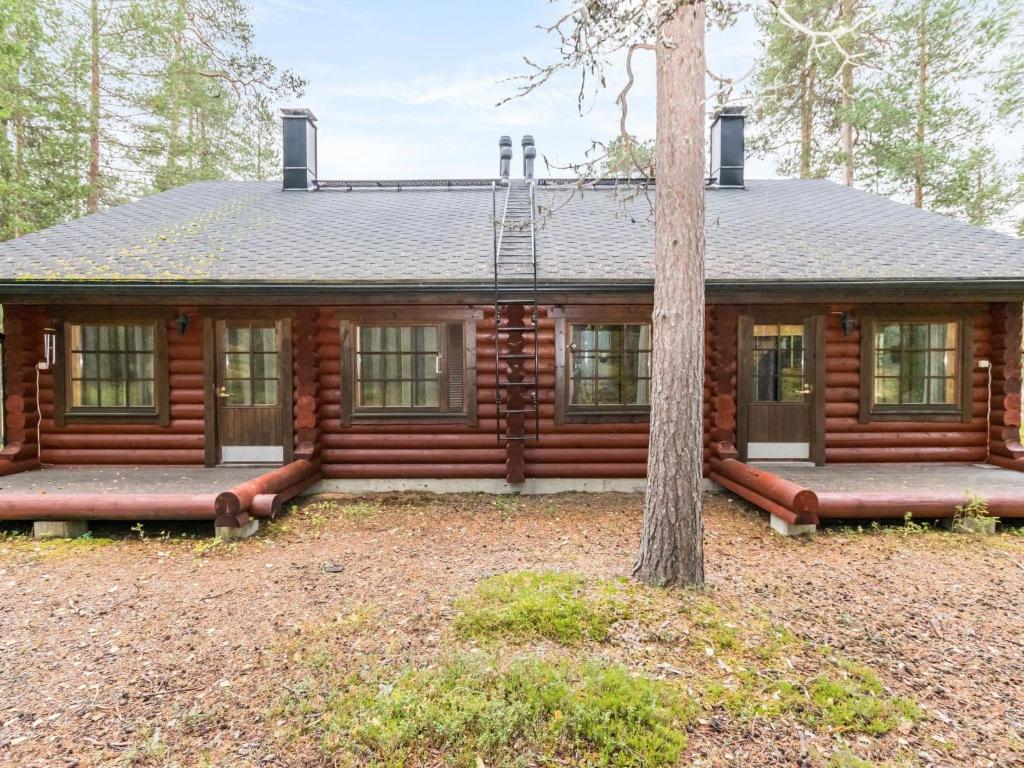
xmin=215 ymin=319 xmax=291 ymax=464
xmin=738 ymin=316 xmax=822 ymax=462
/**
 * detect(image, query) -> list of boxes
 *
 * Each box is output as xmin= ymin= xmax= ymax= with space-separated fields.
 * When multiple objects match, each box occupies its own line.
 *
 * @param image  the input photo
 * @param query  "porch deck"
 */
xmin=0 ymin=460 xmax=321 ymax=528
xmin=710 ymin=459 xmax=1024 ymax=526
xmin=0 ymin=466 xmax=264 ymax=496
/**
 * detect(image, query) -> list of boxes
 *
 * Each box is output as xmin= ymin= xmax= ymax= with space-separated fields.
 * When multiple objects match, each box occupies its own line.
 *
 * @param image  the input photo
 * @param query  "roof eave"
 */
xmin=1 ymin=277 xmax=1023 ymax=304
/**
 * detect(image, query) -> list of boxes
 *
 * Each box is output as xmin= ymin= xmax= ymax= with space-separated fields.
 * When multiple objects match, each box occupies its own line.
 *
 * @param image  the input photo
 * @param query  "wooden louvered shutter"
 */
xmin=445 ymin=322 xmax=465 ymax=413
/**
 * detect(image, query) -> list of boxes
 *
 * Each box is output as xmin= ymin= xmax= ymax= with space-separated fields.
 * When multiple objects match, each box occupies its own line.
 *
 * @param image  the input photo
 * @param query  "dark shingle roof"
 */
xmin=1 ymin=178 xmax=1022 ymax=287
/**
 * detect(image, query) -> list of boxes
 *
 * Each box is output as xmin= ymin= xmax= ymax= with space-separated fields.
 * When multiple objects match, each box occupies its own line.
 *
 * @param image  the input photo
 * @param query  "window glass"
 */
xmin=570 ymin=324 xmax=652 ymax=407
xmin=752 ymin=324 xmax=805 ymax=402
xmin=222 ymin=322 xmax=279 ymax=406
xmin=872 ymin=321 xmax=958 ymax=407
xmin=68 ymin=323 xmax=155 ymax=409
xmin=357 ymin=325 xmax=441 ymax=409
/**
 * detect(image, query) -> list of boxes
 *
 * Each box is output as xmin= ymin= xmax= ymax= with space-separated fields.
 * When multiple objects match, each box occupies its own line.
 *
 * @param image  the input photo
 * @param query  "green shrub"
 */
xmin=453 ymin=570 xmax=630 ymax=645
xmin=319 ymin=653 xmax=692 ymax=767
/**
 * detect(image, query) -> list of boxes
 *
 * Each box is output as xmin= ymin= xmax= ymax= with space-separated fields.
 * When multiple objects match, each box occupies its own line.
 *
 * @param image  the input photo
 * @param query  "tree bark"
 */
xmin=633 ymin=0 xmax=706 ymax=588
xmin=87 ymin=0 xmax=101 ymax=214
xmin=914 ymin=0 xmax=928 ymax=208
xmin=840 ymin=0 xmax=855 ymax=186
xmin=799 ymin=60 xmax=815 ymax=178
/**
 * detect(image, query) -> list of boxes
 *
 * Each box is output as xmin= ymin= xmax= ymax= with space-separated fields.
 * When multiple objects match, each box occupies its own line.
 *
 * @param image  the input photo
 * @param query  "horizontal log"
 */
xmin=169 ymin=359 xmax=204 ymax=375
xmin=825 ymin=372 xmax=860 ymax=388
xmin=39 ymin=449 xmax=205 ymax=464
xmin=826 ymin=387 xmax=860 ymax=403
xmin=826 ymin=358 xmax=860 ymax=373
xmin=169 ymin=374 xmax=205 ymax=390
xmin=825 ymin=417 xmax=986 ymax=433
xmin=523 ymin=463 xmax=647 ymax=478
xmin=524 ymin=448 xmax=649 ymax=463
xmin=321 ymin=432 xmax=649 ymax=449
xmin=39 ymin=419 xmax=205 ymax=435
xmin=825 ymin=431 xmax=986 ymax=448
xmin=0 ymin=493 xmax=219 ymax=521
xmin=817 ymin=491 xmax=1024 ymax=519
xmin=170 ymin=389 xmax=204 ymax=405
xmin=826 ymin=342 xmax=860 ymax=358
xmin=167 ymin=342 xmax=203 ymax=358
xmin=40 ymin=434 xmax=206 ymax=450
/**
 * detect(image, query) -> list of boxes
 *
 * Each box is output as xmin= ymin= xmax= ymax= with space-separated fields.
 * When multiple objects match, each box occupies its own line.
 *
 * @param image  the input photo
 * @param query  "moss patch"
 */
xmin=312 ymin=653 xmax=692 ymax=768
xmin=453 ymin=570 xmax=631 ymax=645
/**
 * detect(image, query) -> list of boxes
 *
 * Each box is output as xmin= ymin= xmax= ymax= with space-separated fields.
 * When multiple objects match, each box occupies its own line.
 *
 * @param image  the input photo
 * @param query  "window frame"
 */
xmin=553 ymin=306 xmax=653 ymax=424
xmin=338 ymin=308 xmax=479 ymax=426
xmin=859 ymin=313 xmax=973 ymax=423
xmin=54 ymin=313 xmax=171 ymax=426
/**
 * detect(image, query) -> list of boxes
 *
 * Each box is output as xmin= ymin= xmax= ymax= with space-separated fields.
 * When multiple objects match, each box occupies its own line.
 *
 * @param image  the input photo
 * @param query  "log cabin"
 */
xmin=1 ymin=107 xmax=1023 ymax=537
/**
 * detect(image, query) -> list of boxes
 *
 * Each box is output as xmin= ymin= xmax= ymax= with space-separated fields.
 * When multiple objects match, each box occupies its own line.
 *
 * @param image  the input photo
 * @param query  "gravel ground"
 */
xmin=0 ymin=492 xmax=1021 ymax=767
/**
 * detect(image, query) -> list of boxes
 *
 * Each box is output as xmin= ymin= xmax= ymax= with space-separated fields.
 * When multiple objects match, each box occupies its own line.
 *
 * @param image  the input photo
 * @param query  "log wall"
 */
xmin=822 ymin=305 xmax=991 ymax=464
xmin=2 ymin=300 xmax=1020 ymax=477
xmin=988 ymin=301 xmax=1024 ymax=470
xmin=3 ymin=305 xmax=207 ymax=466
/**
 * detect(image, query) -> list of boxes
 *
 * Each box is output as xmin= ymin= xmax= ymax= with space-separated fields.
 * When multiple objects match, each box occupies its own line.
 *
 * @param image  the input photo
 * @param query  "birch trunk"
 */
xmin=633 ymin=0 xmax=706 ymax=588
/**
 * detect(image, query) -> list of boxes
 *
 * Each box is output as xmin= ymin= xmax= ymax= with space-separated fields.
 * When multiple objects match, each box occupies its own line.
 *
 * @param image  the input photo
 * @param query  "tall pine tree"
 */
xmin=0 ymin=0 xmax=89 ymax=240
xmin=856 ymin=0 xmax=1014 ymax=221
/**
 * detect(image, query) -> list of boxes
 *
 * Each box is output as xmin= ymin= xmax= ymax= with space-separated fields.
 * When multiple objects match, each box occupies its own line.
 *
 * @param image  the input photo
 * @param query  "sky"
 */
xmin=249 ymin=0 xmax=775 ymax=179
xmin=249 ymin=0 xmax=1021 ymax=183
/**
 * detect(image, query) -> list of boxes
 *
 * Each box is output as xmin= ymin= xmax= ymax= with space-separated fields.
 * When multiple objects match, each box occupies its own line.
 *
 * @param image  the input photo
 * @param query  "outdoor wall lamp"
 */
xmin=839 ymin=311 xmax=856 ymax=337
xmin=175 ymin=313 xmax=191 ymax=337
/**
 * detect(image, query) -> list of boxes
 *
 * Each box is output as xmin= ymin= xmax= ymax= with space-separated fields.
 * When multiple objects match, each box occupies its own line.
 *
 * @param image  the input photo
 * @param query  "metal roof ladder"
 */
xmin=492 ymin=179 xmax=540 ymax=483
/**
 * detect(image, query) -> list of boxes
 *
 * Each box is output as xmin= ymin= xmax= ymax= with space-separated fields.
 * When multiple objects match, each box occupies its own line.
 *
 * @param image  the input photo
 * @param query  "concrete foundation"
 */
xmin=769 ymin=514 xmax=816 ymax=537
xmin=309 ymin=478 xmax=722 ymax=495
xmin=214 ymin=519 xmax=259 ymax=540
xmin=33 ymin=520 xmax=89 ymax=539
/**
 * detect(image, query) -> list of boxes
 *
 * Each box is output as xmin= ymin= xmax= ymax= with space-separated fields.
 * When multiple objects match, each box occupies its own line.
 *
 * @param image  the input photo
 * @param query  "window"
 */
xmin=340 ymin=317 xmax=474 ymax=423
xmin=68 ymin=324 xmax=156 ymax=409
xmin=223 ymin=324 xmax=279 ymax=406
xmin=569 ymin=323 xmax=652 ymax=409
xmin=357 ymin=325 xmax=441 ymax=409
xmin=861 ymin=317 xmax=969 ymax=421
xmin=751 ymin=324 xmax=805 ymax=402
xmin=872 ymin=321 xmax=958 ymax=407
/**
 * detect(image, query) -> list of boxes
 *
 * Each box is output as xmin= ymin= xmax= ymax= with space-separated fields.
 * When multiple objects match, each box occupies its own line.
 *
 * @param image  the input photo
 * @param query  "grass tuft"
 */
xmin=453 ymin=570 xmax=630 ymax=645
xmin=317 ymin=653 xmax=692 ymax=768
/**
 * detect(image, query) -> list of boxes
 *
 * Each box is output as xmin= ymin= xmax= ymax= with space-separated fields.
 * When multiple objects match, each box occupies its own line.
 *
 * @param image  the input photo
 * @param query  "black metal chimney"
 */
xmin=281 ymin=108 xmax=318 ymax=190
xmin=522 ymin=135 xmax=536 ymax=180
xmin=708 ymin=107 xmax=745 ymax=188
xmin=499 ymin=136 xmax=512 ymax=182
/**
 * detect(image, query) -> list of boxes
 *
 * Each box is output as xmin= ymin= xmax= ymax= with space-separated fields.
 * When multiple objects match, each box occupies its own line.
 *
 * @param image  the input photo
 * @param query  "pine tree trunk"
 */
xmin=633 ymin=0 xmax=706 ymax=588
xmin=87 ymin=0 xmax=101 ymax=214
xmin=840 ymin=0 xmax=855 ymax=186
xmin=914 ymin=0 xmax=927 ymax=208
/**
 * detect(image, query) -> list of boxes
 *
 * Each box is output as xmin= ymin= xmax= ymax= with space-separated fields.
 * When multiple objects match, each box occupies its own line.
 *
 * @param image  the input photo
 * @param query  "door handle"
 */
xmin=217 ymin=386 xmax=231 ymax=399
xmin=798 ymin=384 xmax=814 ymax=395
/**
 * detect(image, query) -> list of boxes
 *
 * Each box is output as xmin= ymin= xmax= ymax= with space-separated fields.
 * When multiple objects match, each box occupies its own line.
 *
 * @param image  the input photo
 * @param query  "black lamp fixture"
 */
xmin=839 ymin=311 xmax=856 ymax=337
xmin=175 ymin=313 xmax=191 ymax=337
